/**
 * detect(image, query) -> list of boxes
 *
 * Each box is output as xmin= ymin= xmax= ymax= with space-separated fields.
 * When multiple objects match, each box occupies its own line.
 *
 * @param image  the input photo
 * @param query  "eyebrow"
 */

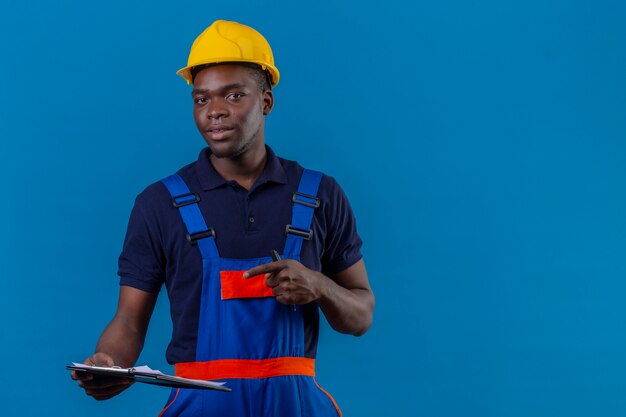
xmin=191 ymin=83 xmax=245 ymax=96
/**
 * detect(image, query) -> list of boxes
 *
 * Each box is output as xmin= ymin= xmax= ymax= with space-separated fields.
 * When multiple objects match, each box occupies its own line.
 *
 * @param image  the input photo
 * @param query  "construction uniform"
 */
xmin=118 ymin=146 xmax=362 ymax=416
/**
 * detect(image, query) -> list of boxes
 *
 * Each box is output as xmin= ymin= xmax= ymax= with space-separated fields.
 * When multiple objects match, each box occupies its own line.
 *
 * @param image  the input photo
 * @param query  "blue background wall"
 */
xmin=1 ymin=1 xmax=625 ymax=416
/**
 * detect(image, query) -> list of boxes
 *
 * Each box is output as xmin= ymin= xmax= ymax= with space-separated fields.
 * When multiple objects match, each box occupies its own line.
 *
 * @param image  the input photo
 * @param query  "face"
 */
xmin=192 ymin=64 xmax=274 ymax=159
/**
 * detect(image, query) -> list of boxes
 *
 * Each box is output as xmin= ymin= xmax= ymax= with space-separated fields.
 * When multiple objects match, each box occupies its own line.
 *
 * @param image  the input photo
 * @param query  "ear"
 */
xmin=262 ymin=90 xmax=274 ymax=115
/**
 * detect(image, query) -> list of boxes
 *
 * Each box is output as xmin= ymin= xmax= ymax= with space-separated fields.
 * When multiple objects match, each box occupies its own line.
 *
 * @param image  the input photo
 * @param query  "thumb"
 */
xmin=88 ymin=352 xmax=115 ymax=367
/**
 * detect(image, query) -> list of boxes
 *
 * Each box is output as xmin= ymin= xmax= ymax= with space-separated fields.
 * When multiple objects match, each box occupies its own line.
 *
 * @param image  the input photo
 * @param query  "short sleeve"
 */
xmin=320 ymin=176 xmax=363 ymax=276
xmin=117 ymin=190 xmax=166 ymax=293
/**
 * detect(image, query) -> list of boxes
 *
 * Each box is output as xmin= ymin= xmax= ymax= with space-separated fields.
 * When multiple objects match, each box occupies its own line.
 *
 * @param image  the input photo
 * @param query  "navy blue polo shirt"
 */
xmin=118 ymin=146 xmax=363 ymax=364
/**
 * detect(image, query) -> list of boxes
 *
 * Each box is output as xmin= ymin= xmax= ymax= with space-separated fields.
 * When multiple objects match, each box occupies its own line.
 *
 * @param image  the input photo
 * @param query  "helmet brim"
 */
xmin=176 ymin=59 xmax=280 ymax=87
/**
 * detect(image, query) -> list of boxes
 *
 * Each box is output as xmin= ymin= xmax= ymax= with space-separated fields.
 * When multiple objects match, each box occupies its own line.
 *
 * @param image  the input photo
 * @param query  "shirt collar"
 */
xmin=196 ymin=145 xmax=288 ymax=191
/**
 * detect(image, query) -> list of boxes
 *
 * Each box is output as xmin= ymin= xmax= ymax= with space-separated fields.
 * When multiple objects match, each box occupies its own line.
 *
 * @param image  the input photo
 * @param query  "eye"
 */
xmin=194 ymin=97 xmax=207 ymax=104
xmin=226 ymin=93 xmax=244 ymax=101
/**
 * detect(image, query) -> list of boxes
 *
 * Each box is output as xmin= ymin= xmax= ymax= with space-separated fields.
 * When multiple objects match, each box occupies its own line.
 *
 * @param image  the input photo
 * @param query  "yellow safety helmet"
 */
xmin=177 ymin=20 xmax=280 ymax=87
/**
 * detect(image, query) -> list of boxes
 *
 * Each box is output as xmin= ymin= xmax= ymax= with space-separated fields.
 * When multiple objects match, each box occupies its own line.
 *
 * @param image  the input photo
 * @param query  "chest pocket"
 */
xmin=220 ymin=271 xmax=275 ymax=300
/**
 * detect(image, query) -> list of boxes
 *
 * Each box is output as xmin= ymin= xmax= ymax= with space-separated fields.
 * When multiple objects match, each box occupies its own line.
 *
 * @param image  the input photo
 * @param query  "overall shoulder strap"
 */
xmin=161 ymin=174 xmax=219 ymax=260
xmin=283 ymin=169 xmax=323 ymax=257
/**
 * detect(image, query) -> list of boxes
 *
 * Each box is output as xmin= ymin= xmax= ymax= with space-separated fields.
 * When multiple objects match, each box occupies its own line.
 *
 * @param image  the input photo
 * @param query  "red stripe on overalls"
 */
xmin=175 ymin=357 xmax=316 ymax=380
xmin=158 ymin=388 xmax=180 ymax=417
xmin=314 ymin=379 xmax=343 ymax=416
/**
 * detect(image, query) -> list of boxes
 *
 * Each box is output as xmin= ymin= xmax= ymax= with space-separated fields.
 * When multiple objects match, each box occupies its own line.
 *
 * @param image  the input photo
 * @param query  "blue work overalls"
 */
xmin=158 ymin=169 xmax=342 ymax=417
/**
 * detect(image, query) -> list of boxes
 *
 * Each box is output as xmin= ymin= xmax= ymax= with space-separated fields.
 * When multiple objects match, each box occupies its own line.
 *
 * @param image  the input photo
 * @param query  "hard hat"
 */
xmin=177 ymin=20 xmax=280 ymax=87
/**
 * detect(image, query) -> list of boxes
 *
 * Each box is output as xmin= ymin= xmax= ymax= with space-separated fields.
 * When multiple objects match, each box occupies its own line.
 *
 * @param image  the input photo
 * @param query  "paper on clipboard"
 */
xmin=67 ymin=363 xmax=231 ymax=392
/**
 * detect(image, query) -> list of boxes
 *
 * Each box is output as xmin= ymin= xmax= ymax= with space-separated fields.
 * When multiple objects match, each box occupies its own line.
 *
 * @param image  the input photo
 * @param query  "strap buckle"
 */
xmin=285 ymin=224 xmax=313 ymax=240
xmin=292 ymin=191 xmax=320 ymax=208
xmin=187 ymin=227 xmax=216 ymax=245
xmin=172 ymin=192 xmax=200 ymax=208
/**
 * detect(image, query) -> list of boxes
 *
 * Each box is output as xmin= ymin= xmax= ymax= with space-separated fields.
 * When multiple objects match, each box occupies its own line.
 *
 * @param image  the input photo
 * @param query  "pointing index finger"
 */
xmin=243 ymin=261 xmax=284 ymax=279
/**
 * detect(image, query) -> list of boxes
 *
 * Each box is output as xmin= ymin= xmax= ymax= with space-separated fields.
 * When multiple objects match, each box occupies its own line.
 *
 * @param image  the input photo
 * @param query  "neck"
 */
xmin=209 ymin=144 xmax=267 ymax=190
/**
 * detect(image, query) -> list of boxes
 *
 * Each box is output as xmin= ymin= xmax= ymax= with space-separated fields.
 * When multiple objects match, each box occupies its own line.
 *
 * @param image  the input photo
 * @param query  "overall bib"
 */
xmin=158 ymin=169 xmax=342 ymax=417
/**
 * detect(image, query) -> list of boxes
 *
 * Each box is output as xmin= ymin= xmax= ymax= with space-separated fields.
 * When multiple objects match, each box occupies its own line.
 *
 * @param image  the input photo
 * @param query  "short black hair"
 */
xmin=190 ymin=62 xmax=272 ymax=91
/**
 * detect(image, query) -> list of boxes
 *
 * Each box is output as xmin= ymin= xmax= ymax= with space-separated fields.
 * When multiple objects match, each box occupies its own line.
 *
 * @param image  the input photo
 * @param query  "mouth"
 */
xmin=206 ymin=126 xmax=234 ymax=140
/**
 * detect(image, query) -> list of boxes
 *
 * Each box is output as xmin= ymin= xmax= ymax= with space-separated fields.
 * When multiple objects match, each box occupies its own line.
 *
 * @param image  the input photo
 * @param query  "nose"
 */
xmin=207 ymin=98 xmax=228 ymax=119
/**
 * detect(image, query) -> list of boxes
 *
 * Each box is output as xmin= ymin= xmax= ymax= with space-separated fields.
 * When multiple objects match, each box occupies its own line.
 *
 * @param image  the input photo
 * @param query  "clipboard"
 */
xmin=67 ymin=363 xmax=231 ymax=392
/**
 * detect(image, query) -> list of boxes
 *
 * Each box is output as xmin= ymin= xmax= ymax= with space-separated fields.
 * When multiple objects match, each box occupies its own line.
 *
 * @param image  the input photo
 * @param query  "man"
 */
xmin=72 ymin=20 xmax=374 ymax=417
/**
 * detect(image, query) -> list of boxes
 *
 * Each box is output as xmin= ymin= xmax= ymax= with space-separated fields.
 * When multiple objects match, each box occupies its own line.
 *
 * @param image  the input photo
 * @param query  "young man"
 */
xmin=72 ymin=20 xmax=374 ymax=416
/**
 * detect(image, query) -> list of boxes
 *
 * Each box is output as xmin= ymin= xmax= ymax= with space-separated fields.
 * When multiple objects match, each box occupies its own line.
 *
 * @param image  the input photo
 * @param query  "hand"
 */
xmin=70 ymin=352 xmax=134 ymax=401
xmin=244 ymin=259 xmax=324 ymax=305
